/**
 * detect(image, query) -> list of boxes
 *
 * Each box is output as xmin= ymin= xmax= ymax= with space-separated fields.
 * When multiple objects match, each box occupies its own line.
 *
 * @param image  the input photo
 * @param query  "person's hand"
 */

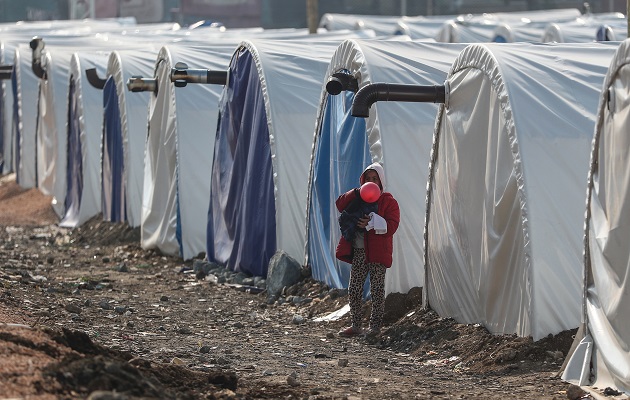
xmin=356 ymin=215 xmax=370 ymax=229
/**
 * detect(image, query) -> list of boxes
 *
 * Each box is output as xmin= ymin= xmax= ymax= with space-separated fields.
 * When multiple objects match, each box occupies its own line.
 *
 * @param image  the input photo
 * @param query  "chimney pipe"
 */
xmin=170 ymin=62 xmax=227 ymax=87
xmin=0 ymin=65 xmax=13 ymax=80
xmin=351 ymin=83 xmax=446 ymax=118
xmin=325 ymin=72 xmax=358 ymax=95
xmin=85 ymin=68 xmax=106 ymax=89
xmin=29 ymin=37 xmax=47 ymax=80
xmin=126 ymin=75 xmax=158 ymax=94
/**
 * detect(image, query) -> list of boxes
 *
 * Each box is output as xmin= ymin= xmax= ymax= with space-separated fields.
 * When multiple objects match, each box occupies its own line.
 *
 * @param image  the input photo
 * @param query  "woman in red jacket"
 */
xmin=336 ymin=162 xmax=400 ymax=338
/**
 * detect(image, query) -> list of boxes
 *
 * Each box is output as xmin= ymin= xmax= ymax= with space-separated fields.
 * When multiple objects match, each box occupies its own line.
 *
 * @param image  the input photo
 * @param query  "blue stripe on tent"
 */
xmin=61 ymin=79 xmax=83 ymax=226
xmin=102 ymin=77 xmax=126 ymax=223
xmin=11 ymin=68 xmax=20 ymax=182
xmin=207 ymin=48 xmax=276 ymax=277
xmin=308 ymin=90 xmax=370 ymax=289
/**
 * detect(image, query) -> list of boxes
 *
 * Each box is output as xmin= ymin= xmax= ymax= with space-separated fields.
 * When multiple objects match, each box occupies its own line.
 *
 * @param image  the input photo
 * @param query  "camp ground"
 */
xmin=206 ymin=38 xmax=353 ymax=278
xmin=561 ymin=38 xmax=630 ymax=398
xmin=420 ymin=42 xmax=617 ymax=341
xmin=306 ymin=40 xmax=465 ymax=296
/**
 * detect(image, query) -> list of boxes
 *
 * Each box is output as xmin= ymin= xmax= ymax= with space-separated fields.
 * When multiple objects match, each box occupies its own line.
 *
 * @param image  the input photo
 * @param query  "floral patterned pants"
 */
xmin=349 ymin=248 xmax=387 ymax=330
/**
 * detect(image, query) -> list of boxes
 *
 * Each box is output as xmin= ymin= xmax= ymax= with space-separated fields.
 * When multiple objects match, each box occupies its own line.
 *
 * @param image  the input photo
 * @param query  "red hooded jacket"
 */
xmin=335 ymin=163 xmax=400 ymax=268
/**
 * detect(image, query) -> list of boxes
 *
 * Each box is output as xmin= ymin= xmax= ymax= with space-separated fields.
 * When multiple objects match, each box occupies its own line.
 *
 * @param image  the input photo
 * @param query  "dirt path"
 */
xmin=0 ymin=175 xmax=579 ymax=399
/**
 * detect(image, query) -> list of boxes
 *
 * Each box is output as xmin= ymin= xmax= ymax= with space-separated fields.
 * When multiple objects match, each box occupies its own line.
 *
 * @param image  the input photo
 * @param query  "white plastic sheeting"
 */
xmin=58 ymin=50 xmax=111 ymax=228
xmin=11 ymin=45 xmax=38 ymax=188
xmin=562 ymin=39 xmax=630 ymax=396
xmin=395 ymin=15 xmax=457 ymax=40
xmin=319 ymin=13 xmax=401 ymax=35
xmin=435 ymin=8 xmax=582 ymax=43
xmin=306 ymin=40 xmax=465 ymax=295
xmin=424 ymin=42 xmax=617 ymax=341
xmin=142 ymin=43 xmax=236 ymax=259
xmin=0 ymin=42 xmax=14 ymax=175
xmin=541 ymin=13 xmax=627 ymax=43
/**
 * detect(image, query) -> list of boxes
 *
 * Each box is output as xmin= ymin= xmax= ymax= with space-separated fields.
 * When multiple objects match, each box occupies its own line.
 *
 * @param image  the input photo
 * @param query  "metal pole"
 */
xmin=306 ymin=0 xmax=318 ymax=34
xmin=401 ymin=0 xmax=407 ymax=15
xmin=89 ymin=0 xmax=95 ymax=19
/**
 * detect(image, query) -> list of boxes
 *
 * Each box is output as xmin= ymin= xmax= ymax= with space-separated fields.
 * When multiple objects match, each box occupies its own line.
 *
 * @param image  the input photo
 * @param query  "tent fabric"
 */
xmin=59 ymin=51 xmax=111 ymax=228
xmin=102 ymin=77 xmax=125 ymax=223
xmin=12 ymin=45 xmax=38 ymax=188
xmin=207 ymin=49 xmax=276 ymax=276
xmin=207 ymin=38 xmax=346 ymax=277
xmin=103 ymin=49 xmax=157 ymax=227
xmin=424 ymin=42 xmax=616 ymax=341
xmin=143 ymin=43 xmax=236 ymax=260
xmin=306 ymin=40 xmax=466 ymax=295
xmin=435 ymin=9 xmax=582 ymax=43
xmin=0 ymin=43 xmax=7 ymax=173
xmin=562 ymin=39 xmax=630 ymax=395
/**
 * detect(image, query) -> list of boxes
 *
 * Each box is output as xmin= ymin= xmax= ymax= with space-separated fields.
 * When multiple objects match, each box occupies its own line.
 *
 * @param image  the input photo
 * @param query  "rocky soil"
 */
xmin=0 ymin=173 xmax=586 ymax=399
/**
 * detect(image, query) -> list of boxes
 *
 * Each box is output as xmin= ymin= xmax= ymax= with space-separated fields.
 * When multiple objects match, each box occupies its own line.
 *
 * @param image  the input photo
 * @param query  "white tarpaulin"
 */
xmin=306 ymin=40 xmax=465 ymax=295
xmin=142 ymin=43 xmax=236 ymax=259
xmin=562 ymin=39 xmax=630 ymax=396
xmin=424 ymin=42 xmax=617 ymax=341
xmin=59 ymin=50 xmax=111 ymax=228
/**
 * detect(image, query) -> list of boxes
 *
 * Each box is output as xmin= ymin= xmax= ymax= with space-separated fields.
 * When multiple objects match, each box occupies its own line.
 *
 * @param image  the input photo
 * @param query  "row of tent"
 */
xmin=320 ymin=9 xmax=628 ymax=43
xmin=0 ymin=11 xmax=629 ymax=397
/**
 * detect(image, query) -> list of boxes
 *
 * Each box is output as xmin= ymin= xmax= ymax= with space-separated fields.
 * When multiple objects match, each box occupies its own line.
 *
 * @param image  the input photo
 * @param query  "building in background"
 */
xmin=0 ymin=0 xmax=625 ymax=27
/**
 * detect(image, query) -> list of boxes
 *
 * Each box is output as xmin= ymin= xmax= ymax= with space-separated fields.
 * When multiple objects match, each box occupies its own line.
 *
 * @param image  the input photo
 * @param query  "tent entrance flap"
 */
xmin=102 ymin=77 xmax=126 ymax=223
xmin=207 ymin=49 xmax=275 ymax=277
xmin=60 ymin=79 xmax=83 ymax=227
xmin=308 ymin=91 xmax=370 ymax=289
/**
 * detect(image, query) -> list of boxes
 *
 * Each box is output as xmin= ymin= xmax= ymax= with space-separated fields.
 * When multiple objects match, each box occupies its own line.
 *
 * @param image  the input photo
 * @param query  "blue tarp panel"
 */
xmin=11 ymin=68 xmax=20 ymax=182
xmin=308 ymin=90 xmax=370 ymax=289
xmin=207 ymin=48 xmax=276 ymax=277
xmin=61 ymin=79 xmax=83 ymax=226
xmin=102 ymin=77 xmax=126 ymax=222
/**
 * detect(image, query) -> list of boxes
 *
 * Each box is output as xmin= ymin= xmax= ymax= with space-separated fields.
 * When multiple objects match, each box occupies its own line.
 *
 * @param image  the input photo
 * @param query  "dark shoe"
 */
xmin=338 ymin=326 xmax=363 ymax=337
xmin=365 ymin=327 xmax=381 ymax=338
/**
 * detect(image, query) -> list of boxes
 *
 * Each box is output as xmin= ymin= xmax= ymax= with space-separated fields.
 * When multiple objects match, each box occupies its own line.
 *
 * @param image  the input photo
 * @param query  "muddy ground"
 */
xmin=0 ymin=173 xmax=585 ymax=399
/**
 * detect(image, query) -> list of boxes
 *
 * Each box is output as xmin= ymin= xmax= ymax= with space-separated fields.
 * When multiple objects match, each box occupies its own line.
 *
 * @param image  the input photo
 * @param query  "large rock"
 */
xmin=266 ymin=251 xmax=302 ymax=297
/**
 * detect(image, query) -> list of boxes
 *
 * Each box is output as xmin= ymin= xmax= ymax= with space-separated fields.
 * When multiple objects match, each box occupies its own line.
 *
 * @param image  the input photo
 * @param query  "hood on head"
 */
xmin=360 ymin=162 xmax=386 ymax=191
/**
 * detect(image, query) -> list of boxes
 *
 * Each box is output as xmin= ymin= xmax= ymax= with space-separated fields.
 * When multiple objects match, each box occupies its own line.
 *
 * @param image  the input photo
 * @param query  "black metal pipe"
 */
xmin=351 ymin=83 xmax=446 ymax=118
xmin=126 ymin=76 xmax=158 ymax=94
xmin=0 ymin=65 xmax=12 ymax=80
xmin=325 ymin=72 xmax=358 ymax=95
xmin=29 ymin=37 xmax=46 ymax=80
xmin=85 ymin=68 xmax=106 ymax=89
xmin=170 ymin=61 xmax=227 ymax=87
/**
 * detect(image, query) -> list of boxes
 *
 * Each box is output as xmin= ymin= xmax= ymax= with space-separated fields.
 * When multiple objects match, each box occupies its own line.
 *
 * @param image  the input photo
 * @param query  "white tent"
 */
xmin=424 ymin=42 xmax=616 ymax=341
xmin=435 ymin=9 xmax=582 ymax=43
xmin=207 ymin=38 xmax=349 ymax=277
xmin=306 ymin=40 xmax=465 ymax=295
xmin=142 ymin=42 xmax=236 ymax=259
xmin=394 ymin=15 xmax=457 ymax=40
xmin=11 ymin=45 xmax=38 ymax=189
xmin=562 ymin=39 xmax=630 ymax=396
xmin=101 ymin=48 xmax=158 ymax=227
xmin=541 ymin=13 xmax=627 ymax=43
xmin=0 ymin=42 xmax=14 ymax=175
xmin=32 ymin=36 xmax=123 ymax=216
xmin=319 ymin=13 xmax=402 ymax=35
xmin=59 ymin=50 xmax=111 ymax=228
